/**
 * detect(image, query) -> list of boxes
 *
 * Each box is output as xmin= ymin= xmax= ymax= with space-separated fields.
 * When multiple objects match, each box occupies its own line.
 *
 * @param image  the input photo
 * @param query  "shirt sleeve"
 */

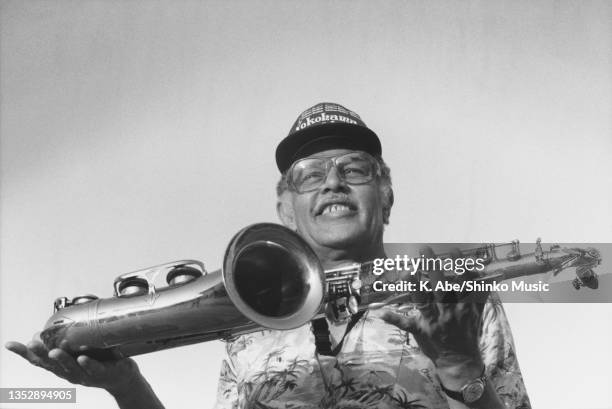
xmin=212 ymin=342 xmax=239 ymax=409
xmin=479 ymin=294 xmax=532 ymax=409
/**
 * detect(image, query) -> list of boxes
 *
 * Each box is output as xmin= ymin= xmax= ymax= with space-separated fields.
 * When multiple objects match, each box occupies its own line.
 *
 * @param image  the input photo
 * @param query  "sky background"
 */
xmin=1 ymin=1 xmax=611 ymax=408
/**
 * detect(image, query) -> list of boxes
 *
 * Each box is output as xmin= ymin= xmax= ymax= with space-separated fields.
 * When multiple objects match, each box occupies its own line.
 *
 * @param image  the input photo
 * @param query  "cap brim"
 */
xmin=275 ymin=123 xmax=381 ymax=172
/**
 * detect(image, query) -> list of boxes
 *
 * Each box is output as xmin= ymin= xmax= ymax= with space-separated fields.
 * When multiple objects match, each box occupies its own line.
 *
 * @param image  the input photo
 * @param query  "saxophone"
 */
xmin=40 ymin=223 xmax=601 ymax=360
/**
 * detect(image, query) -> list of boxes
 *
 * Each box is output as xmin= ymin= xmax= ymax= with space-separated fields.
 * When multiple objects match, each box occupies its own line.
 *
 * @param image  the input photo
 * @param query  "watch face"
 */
xmin=462 ymin=380 xmax=485 ymax=403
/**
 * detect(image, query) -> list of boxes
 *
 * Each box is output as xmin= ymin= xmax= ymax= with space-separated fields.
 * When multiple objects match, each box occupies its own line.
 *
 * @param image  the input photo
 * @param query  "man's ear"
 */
xmin=276 ymin=192 xmax=297 ymax=231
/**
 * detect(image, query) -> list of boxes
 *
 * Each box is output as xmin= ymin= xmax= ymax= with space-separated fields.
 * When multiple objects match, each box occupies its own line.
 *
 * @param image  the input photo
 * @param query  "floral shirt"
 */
xmin=214 ymin=298 xmax=531 ymax=409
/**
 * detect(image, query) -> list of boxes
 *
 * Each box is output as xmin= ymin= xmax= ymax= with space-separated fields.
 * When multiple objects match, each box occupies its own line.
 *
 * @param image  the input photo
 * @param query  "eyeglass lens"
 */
xmin=291 ymin=153 xmax=376 ymax=192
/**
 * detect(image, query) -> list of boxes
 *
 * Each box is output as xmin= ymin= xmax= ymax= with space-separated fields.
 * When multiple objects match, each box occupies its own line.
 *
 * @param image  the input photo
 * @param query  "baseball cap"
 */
xmin=275 ymin=102 xmax=382 ymax=173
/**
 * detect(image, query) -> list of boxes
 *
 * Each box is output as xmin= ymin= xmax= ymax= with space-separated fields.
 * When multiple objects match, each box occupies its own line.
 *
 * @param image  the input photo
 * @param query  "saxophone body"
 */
xmin=42 ymin=223 xmax=325 ymax=360
xmin=41 ymin=224 xmax=601 ymax=360
xmin=42 ymin=266 xmax=252 ymax=360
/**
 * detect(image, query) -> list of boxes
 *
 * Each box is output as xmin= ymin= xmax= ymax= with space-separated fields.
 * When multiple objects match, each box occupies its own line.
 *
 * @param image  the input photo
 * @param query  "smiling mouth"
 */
xmin=318 ymin=203 xmax=356 ymax=216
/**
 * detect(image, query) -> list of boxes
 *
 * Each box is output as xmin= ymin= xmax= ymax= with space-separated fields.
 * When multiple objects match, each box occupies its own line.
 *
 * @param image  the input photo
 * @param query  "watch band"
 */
xmin=438 ymin=366 xmax=487 ymax=404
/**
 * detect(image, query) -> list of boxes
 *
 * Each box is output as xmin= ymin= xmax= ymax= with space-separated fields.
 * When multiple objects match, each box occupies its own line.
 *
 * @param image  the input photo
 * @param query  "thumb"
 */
xmin=380 ymin=310 xmax=417 ymax=332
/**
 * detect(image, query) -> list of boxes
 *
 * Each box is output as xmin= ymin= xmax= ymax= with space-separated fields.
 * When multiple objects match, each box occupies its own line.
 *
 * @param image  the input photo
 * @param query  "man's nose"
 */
xmin=320 ymin=165 xmax=348 ymax=192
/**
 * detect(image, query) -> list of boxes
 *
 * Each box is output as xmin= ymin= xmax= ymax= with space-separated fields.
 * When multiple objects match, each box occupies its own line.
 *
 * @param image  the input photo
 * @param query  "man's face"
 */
xmin=283 ymin=149 xmax=386 ymax=252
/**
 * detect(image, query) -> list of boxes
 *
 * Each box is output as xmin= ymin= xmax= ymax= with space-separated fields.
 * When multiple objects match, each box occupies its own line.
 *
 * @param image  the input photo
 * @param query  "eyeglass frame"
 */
xmin=286 ymin=151 xmax=382 ymax=194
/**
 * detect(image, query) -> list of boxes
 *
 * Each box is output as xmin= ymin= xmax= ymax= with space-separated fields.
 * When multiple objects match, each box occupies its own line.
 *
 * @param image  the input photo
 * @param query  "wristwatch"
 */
xmin=439 ymin=367 xmax=487 ymax=404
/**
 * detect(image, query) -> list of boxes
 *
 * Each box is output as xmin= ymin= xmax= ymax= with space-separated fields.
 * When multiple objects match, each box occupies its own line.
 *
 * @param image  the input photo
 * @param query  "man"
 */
xmin=214 ymin=103 xmax=530 ymax=409
xmin=7 ymin=102 xmax=530 ymax=409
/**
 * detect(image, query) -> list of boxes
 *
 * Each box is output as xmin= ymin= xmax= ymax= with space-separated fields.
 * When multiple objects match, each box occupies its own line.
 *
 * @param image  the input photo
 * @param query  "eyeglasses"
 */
xmin=287 ymin=152 xmax=380 ymax=193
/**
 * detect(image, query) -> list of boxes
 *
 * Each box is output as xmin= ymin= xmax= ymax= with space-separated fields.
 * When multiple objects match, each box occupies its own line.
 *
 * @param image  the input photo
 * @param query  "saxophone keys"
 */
xmin=166 ymin=265 xmax=203 ymax=286
xmin=348 ymin=295 xmax=359 ymax=315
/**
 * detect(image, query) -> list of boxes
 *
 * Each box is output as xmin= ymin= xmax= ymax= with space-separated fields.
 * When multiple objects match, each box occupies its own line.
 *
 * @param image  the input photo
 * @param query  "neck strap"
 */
xmin=311 ymin=310 xmax=365 ymax=356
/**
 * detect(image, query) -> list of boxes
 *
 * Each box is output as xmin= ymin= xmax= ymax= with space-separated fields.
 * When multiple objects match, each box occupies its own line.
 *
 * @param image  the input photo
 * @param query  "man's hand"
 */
xmin=5 ymin=334 xmax=140 ymax=393
xmin=380 ymin=247 xmax=494 ymax=397
xmin=381 ymin=247 xmax=506 ymax=408
xmin=6 ymin=334 xmax=165 ymax=409
xmin=381 ymin=299 xmax=485 ymax=388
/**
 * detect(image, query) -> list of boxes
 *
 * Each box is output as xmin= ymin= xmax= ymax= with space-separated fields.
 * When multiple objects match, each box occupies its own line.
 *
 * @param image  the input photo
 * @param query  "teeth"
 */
xmin=322 ymin=204 xmax=350 ymax=214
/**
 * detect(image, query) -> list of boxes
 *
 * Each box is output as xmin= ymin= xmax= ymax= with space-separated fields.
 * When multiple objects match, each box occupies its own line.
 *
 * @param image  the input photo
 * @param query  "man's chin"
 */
xmin=312 ymin=227 xmax=367 ymax=250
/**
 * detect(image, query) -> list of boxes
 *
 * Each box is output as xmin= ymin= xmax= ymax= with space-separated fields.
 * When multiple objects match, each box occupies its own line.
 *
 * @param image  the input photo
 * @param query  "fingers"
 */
xmin=419 ymin=246 xmax=451 ymax=305
xmin=6 ymin=340 xmax=66 ymax=377
xmin=448 ymin=247 xmax=470 ymax=303
xmin=419 ymin=246 xmax=444 ymax=294
xmin=48 ymin=348 xmax=90 ymax=383
xmin=28 ymin=339 xmax=49 ymax=357
xmin=6 ymin=338 xmax=133 ymax=389
xmin=420 ymin=246 xmax=489 ymax=304
xmin=6 ymin=338 xmax=86 ymax=378
xmin=5 ymin=341 xmax=33 ymax=360
xmin=48 ymin=349 xmax=78 ymax=371
xmin=77 ymin=355 xmax=105 ymax=377
xmin=6 ymin=340 xmax=48 ymax=367
xmin=380 ymin=310 xmax=416 ymax=332
xmin=5 ymin=341 xmax=26 ymax=354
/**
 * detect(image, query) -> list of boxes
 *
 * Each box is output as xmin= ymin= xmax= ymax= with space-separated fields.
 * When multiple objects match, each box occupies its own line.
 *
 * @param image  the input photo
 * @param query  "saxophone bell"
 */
xmin=223 ymin=222 xmax=325 ymax=330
